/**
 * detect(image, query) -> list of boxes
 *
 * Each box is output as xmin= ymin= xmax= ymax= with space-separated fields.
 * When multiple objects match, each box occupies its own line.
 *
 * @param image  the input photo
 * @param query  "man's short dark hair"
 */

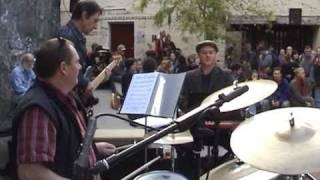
xmin=273 ymin=67 xmax=282 ymax=73
xmin=34 ymin=38 xmax=74 ymax=79
xmin=142 ymin=57 xmax=157 ymax=73
xmin=125 ymin=58 xmax=136 ymax=70
xmin=71 ymin=1 xmax=102 ymax=20
xmin=230 ymin=63 xmax=242 ymax=72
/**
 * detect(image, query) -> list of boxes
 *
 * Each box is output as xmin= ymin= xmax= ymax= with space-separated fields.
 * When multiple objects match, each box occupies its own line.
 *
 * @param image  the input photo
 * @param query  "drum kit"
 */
xmin=132 ymin=79 xmax=320 ymax=179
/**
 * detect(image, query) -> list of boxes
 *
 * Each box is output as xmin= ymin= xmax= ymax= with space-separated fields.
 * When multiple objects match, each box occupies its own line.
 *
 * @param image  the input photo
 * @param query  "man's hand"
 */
xmin=85 ymin=82 xmax=94 ymax=94
xmin=95 ymin=142 xmax=116 ymax=156
xmin=104 ymin=68 xmax=112 ymax=81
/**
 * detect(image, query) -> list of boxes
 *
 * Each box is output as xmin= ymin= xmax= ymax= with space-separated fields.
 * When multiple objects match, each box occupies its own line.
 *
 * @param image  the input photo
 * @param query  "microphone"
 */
xmin=90 ymin=159 xmax=110 ymax=174
xmin=217 ymin=85 xmax=248 ymax=104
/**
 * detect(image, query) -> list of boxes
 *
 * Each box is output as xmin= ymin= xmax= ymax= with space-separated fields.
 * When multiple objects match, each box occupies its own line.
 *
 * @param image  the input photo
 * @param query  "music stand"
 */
xmin=119 ymin=72 xmax=186 ymax=172
xmin=120 ymin=72 xmax=186 ymax=118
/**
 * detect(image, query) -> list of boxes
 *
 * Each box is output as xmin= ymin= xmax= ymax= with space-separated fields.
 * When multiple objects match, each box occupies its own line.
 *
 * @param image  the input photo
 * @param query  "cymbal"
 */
xmin=154 ymin=130 xmax=193 ymax=145
xmin=230 ymin=107 xmax=320 ymax=175
xmin=202 ymin=80 xmax=277 ymax=112
xmin=208 ymin=159 xmax=278 ymax=180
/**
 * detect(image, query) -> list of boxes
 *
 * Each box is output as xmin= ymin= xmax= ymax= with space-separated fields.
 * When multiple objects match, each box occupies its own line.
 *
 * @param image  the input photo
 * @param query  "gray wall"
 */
xmin=0 ymin=0 xmax=60 ymax=129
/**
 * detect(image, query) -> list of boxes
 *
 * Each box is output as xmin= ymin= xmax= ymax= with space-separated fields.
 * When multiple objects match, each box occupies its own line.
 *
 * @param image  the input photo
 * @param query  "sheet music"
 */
xmin=149 ymin=73 xmax=186 ymax=117
xmin=120 ymin=72 xmax=158 ymax=114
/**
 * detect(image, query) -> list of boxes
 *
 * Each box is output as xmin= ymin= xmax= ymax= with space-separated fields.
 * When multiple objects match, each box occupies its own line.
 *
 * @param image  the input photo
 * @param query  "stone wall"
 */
xmin=0 ymin=0 xmax=60 ymax=128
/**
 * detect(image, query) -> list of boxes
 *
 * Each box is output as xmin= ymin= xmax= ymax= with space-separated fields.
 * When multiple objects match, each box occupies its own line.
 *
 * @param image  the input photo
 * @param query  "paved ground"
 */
xmin=93 ymin=88 xmax=132 ymax=130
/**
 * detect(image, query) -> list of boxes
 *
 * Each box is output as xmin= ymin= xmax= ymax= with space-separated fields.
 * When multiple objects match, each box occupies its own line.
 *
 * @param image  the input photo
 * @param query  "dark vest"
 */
xmin=11 ymin=80 xmax=86 ymax=179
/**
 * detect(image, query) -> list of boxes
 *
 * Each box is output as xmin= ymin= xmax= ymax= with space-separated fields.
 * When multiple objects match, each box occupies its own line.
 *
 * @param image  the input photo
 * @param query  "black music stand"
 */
xmin=119 ymin=72 xmax=186 ymax=173
xmin=120 ymin=72 xmax=186 ymax=118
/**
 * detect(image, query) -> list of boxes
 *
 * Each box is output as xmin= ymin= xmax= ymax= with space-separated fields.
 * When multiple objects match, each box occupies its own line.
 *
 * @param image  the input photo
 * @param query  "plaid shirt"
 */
xmin=17 ymin=85 xmax=96 ymax=167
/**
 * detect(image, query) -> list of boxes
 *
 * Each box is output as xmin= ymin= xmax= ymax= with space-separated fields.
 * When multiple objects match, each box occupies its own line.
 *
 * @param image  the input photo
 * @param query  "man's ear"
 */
xmin=59 ymin=61 xmax=68 ymax=75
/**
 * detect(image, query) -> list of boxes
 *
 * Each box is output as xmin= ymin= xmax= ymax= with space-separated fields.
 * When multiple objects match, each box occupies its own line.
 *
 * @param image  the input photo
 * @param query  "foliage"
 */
xmin=137 ymin=0 xmax=273 ymax=40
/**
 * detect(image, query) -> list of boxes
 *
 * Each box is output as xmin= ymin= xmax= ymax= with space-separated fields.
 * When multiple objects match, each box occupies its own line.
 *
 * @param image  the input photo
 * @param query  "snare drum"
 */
xmin=134 ymin=170 xmax=187 ymax=180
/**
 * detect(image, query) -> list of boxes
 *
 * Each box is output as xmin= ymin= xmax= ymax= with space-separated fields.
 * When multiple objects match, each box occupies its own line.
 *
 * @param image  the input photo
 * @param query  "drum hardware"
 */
xmin=89 ymin=86 xmax=249 ymax=176
xmin=231 ymin=107 xmax=320 ymax=175
xmin=202 ymin=79 xmax=277 ymax=112
xmin=184 ymin=80 xmax=277 ymax=180
xmin=121 ymin=156 xmax=161 ymax=180
xmin=133 ymin=170 xmax=187 ymax=180
xmin=206 ymin=159 xmax=317 ymax=180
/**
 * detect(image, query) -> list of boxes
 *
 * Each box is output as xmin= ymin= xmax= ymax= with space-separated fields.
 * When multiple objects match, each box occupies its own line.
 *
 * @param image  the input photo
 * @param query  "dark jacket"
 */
xmin=270 ymin=79 xmax=290 ymax=104
xmin=180 ymin=66 xmax=233 ymax=112
xmin=56 ymin=21 xmax=91 ymax=89
xmin=11 ymin=80 xmax=86 ymax=179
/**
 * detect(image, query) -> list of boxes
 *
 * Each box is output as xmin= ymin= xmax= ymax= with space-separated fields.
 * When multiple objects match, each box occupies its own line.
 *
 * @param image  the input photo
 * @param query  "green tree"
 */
xmin=138 ymin=0 xmax=273 ymax=40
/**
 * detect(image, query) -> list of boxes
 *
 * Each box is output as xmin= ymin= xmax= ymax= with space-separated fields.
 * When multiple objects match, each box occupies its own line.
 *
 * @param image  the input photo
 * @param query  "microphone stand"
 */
xmin=72 ymin=113 xmax=158 ymax=180
xmin=72 ymin=115 xmax=97 ymax=180
xmin=89 ymin=85 xmax=249 ymax=175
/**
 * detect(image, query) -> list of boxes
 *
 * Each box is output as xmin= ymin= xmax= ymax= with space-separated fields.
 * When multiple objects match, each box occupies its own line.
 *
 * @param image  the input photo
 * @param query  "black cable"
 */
xmin=95 ymin=113 xmax=160 ymax=132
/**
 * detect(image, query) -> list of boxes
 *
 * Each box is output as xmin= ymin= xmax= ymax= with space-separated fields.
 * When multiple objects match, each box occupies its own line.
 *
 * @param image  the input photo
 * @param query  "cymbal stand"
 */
xmin=281 ymin=174 xmax=316 ymax=180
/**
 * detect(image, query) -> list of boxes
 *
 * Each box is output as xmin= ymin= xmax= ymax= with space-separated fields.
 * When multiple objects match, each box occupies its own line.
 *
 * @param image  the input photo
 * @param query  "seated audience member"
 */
xmin=230 ymin=63 xmax=245 ymax=82
xmin=186 ymin=54 xmax=199 ymax=71
xmin=10 ymin=53 xmax=36 ymax=97
xmin=157 ymin=59 xmax=172 ymax=73
xmin=281 ymin=55 xmax=299 ymax=82
xmin=261 ymin=67 xmax=290 ymax=111
xmin=289 ymin=67 xmax=314 ymax=107
xmin=246 ymin=70 xmax=259 ymax=116
xmin=142 ymin=57 xmax=157 ymax=73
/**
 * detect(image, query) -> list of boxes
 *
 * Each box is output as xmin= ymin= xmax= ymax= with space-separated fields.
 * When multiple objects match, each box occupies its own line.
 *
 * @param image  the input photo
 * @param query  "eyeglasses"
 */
xmin=56 ymin=37 xmax=68 ymax=61
xmin=57 ymin=37 xmax=67 ymax=50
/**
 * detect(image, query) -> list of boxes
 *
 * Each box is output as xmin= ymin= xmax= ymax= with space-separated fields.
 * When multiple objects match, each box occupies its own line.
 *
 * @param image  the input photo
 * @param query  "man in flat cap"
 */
xmin=180 ymin=40 xmax=233 ymax=112
xmin=177 ymin=40 xmax=234 ymax=179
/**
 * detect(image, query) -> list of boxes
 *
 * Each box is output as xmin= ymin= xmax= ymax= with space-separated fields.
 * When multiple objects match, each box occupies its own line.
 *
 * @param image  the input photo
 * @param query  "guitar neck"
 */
xmin=91 ymin=61 xmax=117 ymax=90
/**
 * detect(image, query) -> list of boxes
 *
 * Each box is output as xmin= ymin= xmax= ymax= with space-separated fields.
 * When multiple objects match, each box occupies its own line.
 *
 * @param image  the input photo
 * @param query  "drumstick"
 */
xmin=115 ymin=144 xmax=133 ymax=153
xmin=121 ymin=156 xmax=161 ymax=180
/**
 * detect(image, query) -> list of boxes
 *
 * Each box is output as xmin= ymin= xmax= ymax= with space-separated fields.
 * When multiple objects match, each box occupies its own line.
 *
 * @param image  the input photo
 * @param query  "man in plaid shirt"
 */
xmin=11 ymin=38 xmax=115 ymax=180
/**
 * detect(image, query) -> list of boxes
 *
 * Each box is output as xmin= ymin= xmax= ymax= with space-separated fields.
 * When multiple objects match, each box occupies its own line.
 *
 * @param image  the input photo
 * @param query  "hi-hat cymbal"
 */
xmin=231 ymin=107 xmax=320 ymax=175
xmin=202 ymin=80 xmax=277 ymax=112
xmin=154 ymin=130 xmax=193 ymax=145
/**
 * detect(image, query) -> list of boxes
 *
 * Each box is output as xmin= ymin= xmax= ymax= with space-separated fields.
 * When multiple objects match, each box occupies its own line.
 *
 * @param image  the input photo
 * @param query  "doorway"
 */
xmin=110 ymin=22 xmax=134 ymax=58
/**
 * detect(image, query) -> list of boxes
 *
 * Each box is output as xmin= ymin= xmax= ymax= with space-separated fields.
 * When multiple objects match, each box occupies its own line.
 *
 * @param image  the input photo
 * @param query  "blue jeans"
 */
xmin=314 ymin=87 xmax=320 ymax=108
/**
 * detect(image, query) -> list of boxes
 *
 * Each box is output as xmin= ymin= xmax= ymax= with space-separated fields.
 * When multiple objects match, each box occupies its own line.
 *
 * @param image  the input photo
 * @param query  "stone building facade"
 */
xmin=60 ymin=0 xmax=207 ymax=62
xmin=229 ymin=0 xmax=320 ymax=56
xmin=60 ymin=0 xmax=320 ymax=63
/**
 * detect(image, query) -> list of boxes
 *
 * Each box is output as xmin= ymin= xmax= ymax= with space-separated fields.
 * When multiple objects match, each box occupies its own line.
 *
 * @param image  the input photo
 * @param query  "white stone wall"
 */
xmin=60 ymin=0 xmax=210 ymax=63
xmin=60 ymin=0 xmax=320 ymax=64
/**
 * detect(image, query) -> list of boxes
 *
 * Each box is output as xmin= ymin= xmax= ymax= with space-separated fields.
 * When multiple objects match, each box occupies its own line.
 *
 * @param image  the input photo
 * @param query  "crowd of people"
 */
xmin=6 ymin=0 xmax=320 ymax=180
xmin=230 ymin=43 xmax=320 ymax=115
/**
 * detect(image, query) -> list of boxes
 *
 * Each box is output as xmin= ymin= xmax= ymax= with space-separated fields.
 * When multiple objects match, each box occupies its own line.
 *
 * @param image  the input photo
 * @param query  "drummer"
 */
xmin=179 ymin=40 xmax=233 ymax=113
xmin=177 ymin=40 xmax=233 ymax=179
